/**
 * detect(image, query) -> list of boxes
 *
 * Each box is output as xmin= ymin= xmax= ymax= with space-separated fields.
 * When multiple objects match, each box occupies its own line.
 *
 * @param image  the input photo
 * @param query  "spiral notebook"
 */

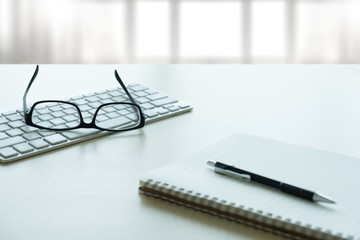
xmin=139 ymin=133 xmax=360 ymax=240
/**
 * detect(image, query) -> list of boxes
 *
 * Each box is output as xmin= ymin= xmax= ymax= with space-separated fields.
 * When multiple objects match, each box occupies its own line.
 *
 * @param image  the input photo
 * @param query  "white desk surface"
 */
xmin=1 ymin=64 xmax=360 ymax=240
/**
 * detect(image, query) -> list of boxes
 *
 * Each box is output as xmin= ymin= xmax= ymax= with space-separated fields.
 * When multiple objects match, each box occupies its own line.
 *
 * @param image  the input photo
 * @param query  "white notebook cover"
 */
xmin=139 ymin=133 xmax=360 ymax=240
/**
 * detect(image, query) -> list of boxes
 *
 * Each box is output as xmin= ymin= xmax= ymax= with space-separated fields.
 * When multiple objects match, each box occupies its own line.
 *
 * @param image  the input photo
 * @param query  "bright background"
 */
xmin=0 ymin=0 xmax=359 ymax=64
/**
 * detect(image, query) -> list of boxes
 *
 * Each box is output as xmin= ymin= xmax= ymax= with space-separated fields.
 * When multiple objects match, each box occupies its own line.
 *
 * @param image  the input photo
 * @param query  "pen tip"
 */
xmin=313 ymin=193 xmax=336 ymax=204
xmin=207 ymin=159 xmax=216 ymax=167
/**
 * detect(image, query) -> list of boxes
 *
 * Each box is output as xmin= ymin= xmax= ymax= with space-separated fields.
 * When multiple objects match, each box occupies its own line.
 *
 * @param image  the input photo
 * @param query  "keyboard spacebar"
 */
xmin=59 ymin=117 xmax=131 ymax=141
xmin=60 ymin=129 xmax=102 ymax=140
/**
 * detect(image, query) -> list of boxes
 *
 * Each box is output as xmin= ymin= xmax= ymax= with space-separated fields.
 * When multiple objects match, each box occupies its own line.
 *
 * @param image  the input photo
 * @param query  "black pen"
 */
xmin=207 ymin=160 xmax=335 ymax=204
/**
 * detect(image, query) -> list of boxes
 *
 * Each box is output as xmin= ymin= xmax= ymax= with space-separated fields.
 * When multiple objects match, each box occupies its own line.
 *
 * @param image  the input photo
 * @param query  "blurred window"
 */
xmin=0 ymin=0 xmax=357 ymax=63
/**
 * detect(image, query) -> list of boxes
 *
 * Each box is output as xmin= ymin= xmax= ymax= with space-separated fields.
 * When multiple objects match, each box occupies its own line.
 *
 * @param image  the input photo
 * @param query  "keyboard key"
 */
xmin=130 ymin=85 xmax=148 ymax=92
xmin=152 ymin=98 xmax=177 ymax=107
xmin=157 ymin=108 xmax=170 ymax=115
xmin=63 ymin=108 xmax=77 ymax=115
xmin=80 ymin=104 xmax=92 ymax=112
xmin=8 ymin=120 xmax=25 ymax=128
xmin=82 ymin=112 xmax=93 ymax=119
xmin=50 ymin=118 xmax=66 ymax=126
xmin=70 ymin=95 xmax=83 ymax=100
xmin=140 ymin=103 xmax=155 ymax=110
xmin=165 ymin=105 xmax=180 ymax=112
xmin=0 ymin=136 xmax=26 ymax=149
xmin=2 ymin=110 xmax=19 ymax=116
xmin=0 ymin=124 xmax=11 ymax=132
xmin=133 ymin=91 xmax=148 ymax=97
xmin=135 ymin=97 xmax=150 ymax=104
xmin=23 ymin=132 xmax=42 ymax=141
xmin=61 ymin=128 xmax=101 ymax=140
xmin=178 ymin=102 xmax=190 ymax=109
xmin=97 ymin=93 xmax=111 ymax=100
xmin=126 ymin=114 xmax=140 ymax=122
xmin=60 ymin=104 xmax=75 ymax=110
xmin=51 ymin=111 xmax=66 ymax=118
xmin=143 ymin=110 xmax=159 ymax=118
xmin=0 ymin=133 xmax=8 ymax=140
xmin=83 ymin=93 xmax=94 ymax=97
xmin=145 ymin=89 xmax=158 ymax=95
xmin=88 ymin=102 xmax=101 ymax=109
xmin=108 ymin=90 xmax=123 ymax=97
xmin=20 ymin=125 xmax=39 ymax=133
xmin=146 ymin=93 xmax=167 ymax=101
xmin=102 ymin=106 xmax=116 ymax=113
xmin=63 ymin=115 xmax=78 ymax=122
xmin=118 ymin=109 xmax=130 ymax=116
xmin=38 ymin=130 xmax=56 ymax=137
xmin=72 ymin=99 xmax=87 ymax=105
xmin=5 ymin=113 xmax=22 ymax=121
xmin=85 ymin=96 xmax=100 ymax=102
xmin=49 ymin=106 xmax=62 ymax=112
xmin=105 ymin=112 xmax=120 ymax=119
xmin=35 ymin=108 xmax=51 ymax=115
xmin=0 ymin=116 xmax=7 ymax=124
xmin=66 ymin=121 xmax=80 ymax=128
xmin=113 ymin=105 xmax=128 ymax=110
xmin=99 ymin=99 xmax=113 ymax=104
xmin=29 ymin=139 xmax=50 ymax=149
xmin=5 ymin=129 xmax=24 ymax=137
xmin=13 ymin=143 xmax=34 ymax=154
xmin=44 ymin=134 xmax=67 ymax=145
xmin=97 ymin=117 xmax=131 ymax=129
xmin=0 ymin=147 xmax=18 ymax=158
xmin=40 ymin=122 xmax=55 ymax=129
xmin=38 ymin=114 xmax=53 ymax=121
xmin=95 ymin=115 xmax=108 ymax=122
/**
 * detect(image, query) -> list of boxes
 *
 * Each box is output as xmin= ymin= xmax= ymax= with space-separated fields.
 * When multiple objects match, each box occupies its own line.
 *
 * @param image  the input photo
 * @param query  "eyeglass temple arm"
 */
xmin=24 ymin=67 xmax=137 ymax=113
xmin=114 ymin=70 xmax=138 ymax=105
xmin=23 ymin=65 xmax=39 ymax=113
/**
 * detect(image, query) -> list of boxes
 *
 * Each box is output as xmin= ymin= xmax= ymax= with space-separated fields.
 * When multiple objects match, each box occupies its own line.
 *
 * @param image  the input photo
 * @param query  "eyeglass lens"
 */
xmin=31 ymin=102 xmax=141 ymax=130
xmin=95 ymin=103 xmax=141 ymax=130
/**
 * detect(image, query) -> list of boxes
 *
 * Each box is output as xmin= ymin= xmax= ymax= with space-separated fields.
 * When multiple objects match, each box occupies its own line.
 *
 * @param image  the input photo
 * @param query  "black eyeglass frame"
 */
xmin=23 ymin=65 xmax=145 ymax=132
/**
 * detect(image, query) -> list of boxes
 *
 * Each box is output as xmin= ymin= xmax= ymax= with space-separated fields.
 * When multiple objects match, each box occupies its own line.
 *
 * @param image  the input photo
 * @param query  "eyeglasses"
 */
xmin=23 ymin=65 xmax=145 ymax=132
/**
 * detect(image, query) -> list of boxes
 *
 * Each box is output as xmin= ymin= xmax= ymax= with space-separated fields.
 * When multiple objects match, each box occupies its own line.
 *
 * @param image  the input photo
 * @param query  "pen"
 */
xmin=207 ymin=159 xmax=335 ymax=204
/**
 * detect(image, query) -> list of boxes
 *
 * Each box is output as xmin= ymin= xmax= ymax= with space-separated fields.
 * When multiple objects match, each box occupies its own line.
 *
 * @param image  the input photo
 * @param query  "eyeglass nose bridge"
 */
xmin=77 ymin=119 xmax=97 ymax=129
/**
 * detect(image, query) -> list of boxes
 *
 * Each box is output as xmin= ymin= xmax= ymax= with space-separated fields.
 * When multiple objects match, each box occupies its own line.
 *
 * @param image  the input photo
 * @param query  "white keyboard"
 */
xmin=0 ymin=83 xmax=192 ymax=163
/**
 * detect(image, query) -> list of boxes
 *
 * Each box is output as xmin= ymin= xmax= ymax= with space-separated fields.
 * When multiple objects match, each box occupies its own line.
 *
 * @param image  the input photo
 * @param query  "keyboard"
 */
xmin=0 ymin=83 xmax=192 ymax=163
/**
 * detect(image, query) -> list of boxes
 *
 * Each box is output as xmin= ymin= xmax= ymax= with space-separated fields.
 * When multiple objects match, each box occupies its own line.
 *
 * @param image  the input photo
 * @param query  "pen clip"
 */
xmin=215 ymin=167 xmax=251 ymax=182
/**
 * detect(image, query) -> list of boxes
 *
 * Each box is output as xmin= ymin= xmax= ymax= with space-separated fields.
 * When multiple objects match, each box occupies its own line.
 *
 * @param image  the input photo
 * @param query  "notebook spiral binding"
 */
xmin=139 ymin=179 xmax=355 ymax=240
